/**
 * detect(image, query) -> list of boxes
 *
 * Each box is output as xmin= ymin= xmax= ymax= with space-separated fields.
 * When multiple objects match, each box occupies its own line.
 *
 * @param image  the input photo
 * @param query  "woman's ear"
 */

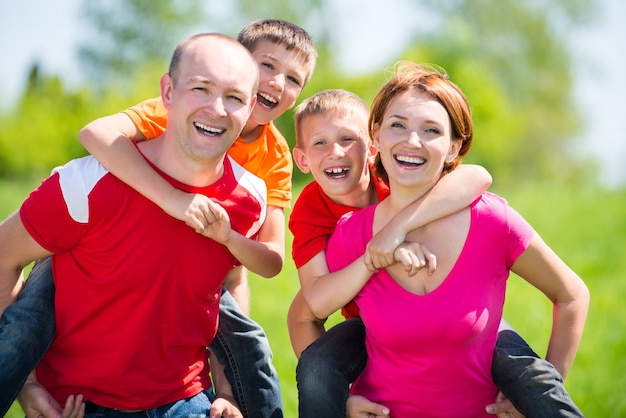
xmin=292 ymin=146 xmax=311 ymax=174
xmin=446 ymin=139 xmax=462 ymax=162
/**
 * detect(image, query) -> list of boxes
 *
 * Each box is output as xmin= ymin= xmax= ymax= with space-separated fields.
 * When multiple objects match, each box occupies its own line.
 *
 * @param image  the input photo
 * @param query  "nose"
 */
xmin=406 ymin=131 xmax=422 ymax=147
xmin=329 ymin=142 xmax=346 ymax=158
xmin=268 ymin=73 xmax=285 ymax=92
xmin=205 ymin=96 xmax=227 ymax=117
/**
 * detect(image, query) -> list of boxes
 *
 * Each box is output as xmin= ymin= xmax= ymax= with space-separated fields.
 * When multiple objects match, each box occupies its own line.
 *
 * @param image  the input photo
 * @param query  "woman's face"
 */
xmin=373 ymin=89 xmax=461 ymax=190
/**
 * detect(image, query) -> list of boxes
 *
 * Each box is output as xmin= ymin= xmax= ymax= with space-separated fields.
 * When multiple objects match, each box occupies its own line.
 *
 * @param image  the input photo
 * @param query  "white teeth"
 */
xmin=325 ymin=167 xmax=348 ymax=174
xmin=395 ymin=155 xmax=425 ymax=164
xmin=194 ymin=122 xmax=224 ymax=134
xmin=259 ymin=92 xmax=277 ymax=104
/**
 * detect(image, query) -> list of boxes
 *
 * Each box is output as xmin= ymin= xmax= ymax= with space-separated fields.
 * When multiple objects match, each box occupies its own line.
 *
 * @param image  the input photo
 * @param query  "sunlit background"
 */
xmin=1 ymin=1 xmax=624 ymax=417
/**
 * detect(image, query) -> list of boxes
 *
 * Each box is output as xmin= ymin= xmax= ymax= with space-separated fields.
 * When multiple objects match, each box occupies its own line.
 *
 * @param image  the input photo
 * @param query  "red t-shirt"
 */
xmin=288 ymin=173 xmax=389 ymax=319
xmin=20 ymin=153 xmax=266 ymax=410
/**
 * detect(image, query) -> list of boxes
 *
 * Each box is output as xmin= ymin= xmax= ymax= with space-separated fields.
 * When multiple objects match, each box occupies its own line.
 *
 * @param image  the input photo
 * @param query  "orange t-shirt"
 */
xmin=123 ymin=97 xmax=293 ymax=208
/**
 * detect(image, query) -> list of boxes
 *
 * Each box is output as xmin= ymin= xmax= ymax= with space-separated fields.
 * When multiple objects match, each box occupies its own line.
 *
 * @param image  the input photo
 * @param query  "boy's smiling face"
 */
xmin=250 ymin=40 xmax=311 ymax=125
xmin=293 ymin=110 xmax=376 ymax=205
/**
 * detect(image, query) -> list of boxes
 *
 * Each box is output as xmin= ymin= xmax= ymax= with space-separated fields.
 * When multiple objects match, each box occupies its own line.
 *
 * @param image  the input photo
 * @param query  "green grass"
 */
xmin=3 ymin=178 xmax=625 ymax=417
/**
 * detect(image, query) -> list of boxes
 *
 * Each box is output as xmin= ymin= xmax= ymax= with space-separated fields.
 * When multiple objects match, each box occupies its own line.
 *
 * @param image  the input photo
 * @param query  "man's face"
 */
xmin=163 ymin=37 xmax=258 ymax=164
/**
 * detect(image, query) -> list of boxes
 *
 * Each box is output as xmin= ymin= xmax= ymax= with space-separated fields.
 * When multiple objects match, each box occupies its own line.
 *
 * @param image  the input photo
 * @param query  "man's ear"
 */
xmin=292 ymin=146 xmax=311 ymax=174
xmin=248 ymin=95 xmax=257 ymax=115
xmin=160 ymin=73 xmax=174 ymax=110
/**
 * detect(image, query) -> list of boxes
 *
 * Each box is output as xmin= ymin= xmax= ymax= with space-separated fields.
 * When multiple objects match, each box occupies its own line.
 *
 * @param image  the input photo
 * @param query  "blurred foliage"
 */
xmin=0 ymin=0 xmax=600 ymax=187
xmin=78 ymin=0 xmax=205 ymax=90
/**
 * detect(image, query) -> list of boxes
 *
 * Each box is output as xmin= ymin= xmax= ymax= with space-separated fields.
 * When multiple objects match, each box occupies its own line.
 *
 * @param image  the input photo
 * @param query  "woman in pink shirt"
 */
xmin=305 ymin=61 xmax=589 ymax=417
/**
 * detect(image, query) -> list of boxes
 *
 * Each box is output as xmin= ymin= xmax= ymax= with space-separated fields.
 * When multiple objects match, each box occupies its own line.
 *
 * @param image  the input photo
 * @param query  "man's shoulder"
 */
xmin=225 ymin=155 xmax=267 ymax=196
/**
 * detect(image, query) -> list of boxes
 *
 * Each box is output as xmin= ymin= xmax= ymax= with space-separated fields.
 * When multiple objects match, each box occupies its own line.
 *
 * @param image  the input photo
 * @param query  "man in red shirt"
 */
xmin=0 ymin=33 xmax=265 ymax=418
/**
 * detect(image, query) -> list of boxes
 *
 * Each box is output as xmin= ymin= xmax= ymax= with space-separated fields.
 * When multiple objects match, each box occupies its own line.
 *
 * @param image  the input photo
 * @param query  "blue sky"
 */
xmin=1 ymin=0 xmax=624 ymax=187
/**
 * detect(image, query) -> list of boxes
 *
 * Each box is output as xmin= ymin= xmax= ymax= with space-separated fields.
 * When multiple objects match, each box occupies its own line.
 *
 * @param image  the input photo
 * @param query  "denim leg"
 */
xmin=296 ymin=317 xmax=367 ymax=418
xmin=492 ymin=320 xmax=584 ymax=417
xmin=83 ymin=388 xmax=216 ymax=417
xmin=209 ymin=289 xmax=283 ymax=418
xmin=0 ymin=257 xmax=56 ymax=416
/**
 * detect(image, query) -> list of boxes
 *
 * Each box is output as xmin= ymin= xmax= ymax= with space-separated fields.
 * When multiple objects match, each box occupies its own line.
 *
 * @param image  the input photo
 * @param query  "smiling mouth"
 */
xmin=394 ymin=154 xmax=425 ymax=167
xmin=257 ymin=92 xmax=278 ymax=110
xmin=194 ymin=122 xmax=225 ymax=137
xmin=324 ymin=167 xmax=350 ymax=179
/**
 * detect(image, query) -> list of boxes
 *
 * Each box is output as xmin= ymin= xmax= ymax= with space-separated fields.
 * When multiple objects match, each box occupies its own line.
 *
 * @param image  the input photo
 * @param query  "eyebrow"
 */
xmin=187 ymin=76 xmax=248 ymax=97
xmin=388 ymin=114 xmax=443 ymax=126
xmin=186 ymin=76 xmax=215 ymax=87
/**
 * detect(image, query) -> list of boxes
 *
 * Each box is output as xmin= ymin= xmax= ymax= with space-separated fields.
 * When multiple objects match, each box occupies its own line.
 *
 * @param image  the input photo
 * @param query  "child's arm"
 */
xmin=365 ymin=164 xmax=491 ymax=271
xmin=207 ymin=348 xmax=243 ymax=417
xmin=300 ymin=250 xmax=373 ymax=321
xmin=78 ymin=113 xmax=210 ymax=232
xmin=200 ymin=201 xmax=284 ymax=279
xmin=287 ymin=288 xmax=327 ymax=358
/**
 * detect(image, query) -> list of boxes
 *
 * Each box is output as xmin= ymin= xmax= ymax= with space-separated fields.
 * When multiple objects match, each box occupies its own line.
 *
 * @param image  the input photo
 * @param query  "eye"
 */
xmin=192 ymin=87 xmax=208 ymax=93
xmin=341 ymin=136 xmax=356 ymax=143
xmin=287 ymin=75 xmax=302 ymax=87
xmin=425 ymin=127 xmax=441 ymax=135
xmin=228 ymin=95 xmax=244 ymax=104
xmin=262 ymin=62 xmax=274 ymax=70
xmin=390 ymin=121 xmax=406 ymax=129
xmin=313 ymin=139 xmax=326 ymax=146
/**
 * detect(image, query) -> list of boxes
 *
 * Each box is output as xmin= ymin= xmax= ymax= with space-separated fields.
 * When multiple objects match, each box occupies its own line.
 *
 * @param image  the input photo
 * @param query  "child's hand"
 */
xmin=163 ymin=190 xmax=215 ymax=233
xmin=197 ymin=199 xmax=232 ymax=244
xmin=393 ymin=242 xmax=437 ymax=276
xmin=364 ymin=224 xmax=405 ymax=271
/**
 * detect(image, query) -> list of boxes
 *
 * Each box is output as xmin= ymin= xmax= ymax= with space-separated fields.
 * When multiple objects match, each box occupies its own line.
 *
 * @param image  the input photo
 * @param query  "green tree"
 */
xmin=78 ymin=0 xmax=205 ymax=89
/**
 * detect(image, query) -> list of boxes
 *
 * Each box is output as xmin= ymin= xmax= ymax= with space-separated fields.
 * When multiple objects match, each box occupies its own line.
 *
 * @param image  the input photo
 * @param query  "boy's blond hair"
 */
xmin=237 ymin=18 xmax=317 ymax=85
xmin=294 ymin=89 xmax=369 ymax=149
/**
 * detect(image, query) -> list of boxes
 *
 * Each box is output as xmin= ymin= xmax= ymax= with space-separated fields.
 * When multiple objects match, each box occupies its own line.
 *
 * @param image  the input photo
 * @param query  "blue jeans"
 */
xmin=0 ymin=258 xmax=283 ymax=418
xmin=211 ymin=289 xmax=283 ymax=418
xmin=296 ymin=317 xmax=367 ymax=418
xmin=493 ymin=321 xmax=584 ymax=417
xmin=296 ymin=317 xmax=583 ymax=418
xmin=0 ymin=258 xmax=55 ymax=417
xmin=83 ymin=388 xmax=215 ymax=417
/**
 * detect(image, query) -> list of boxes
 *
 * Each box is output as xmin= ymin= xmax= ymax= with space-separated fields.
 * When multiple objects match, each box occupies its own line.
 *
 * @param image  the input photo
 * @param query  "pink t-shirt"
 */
xmin=326 ymin=192 xmax=534 ymax=417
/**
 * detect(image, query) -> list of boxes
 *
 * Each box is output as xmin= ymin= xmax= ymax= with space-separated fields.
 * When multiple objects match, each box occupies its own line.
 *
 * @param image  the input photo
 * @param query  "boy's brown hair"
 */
xmin=294 ymin=89 xmax=369 ymax=149
xmin=237 ymin=18 xmax=317 ymax=85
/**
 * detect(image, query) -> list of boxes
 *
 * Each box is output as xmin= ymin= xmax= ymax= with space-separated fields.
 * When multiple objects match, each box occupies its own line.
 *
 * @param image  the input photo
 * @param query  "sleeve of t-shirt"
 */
xmin=289 ymin=183 xmax=338 ymax=268
xmin=122 ymin=97 xmax=168 ymax=140
xmin=504 ymin=200 xmax=535 ymax=268
xmin=20 ymin=172 xmax=88 ymax=253
xmin=261 ymin=124 xmax=293 ymax=208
